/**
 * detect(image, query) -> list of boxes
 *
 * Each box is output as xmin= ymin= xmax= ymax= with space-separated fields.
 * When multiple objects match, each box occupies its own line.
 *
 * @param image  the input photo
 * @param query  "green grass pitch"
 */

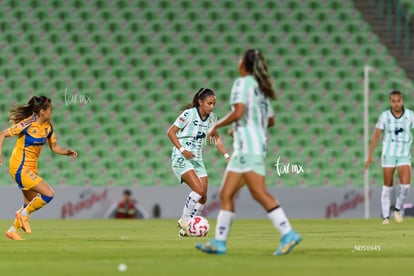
xmin=0 ymin=218 xmax=413 ymax=276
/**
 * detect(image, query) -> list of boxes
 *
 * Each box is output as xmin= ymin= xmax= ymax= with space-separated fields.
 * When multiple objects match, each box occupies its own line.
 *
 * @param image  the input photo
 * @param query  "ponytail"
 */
xmin=242 ymin=49 xmax=276 ymax=100
xmin=8 ymin=96 xmax=52 ymax=124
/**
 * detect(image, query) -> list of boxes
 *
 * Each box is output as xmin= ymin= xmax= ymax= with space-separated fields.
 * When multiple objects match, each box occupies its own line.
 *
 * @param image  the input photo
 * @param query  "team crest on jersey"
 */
xmin=173 ymin=157 xmax=186 ymax=168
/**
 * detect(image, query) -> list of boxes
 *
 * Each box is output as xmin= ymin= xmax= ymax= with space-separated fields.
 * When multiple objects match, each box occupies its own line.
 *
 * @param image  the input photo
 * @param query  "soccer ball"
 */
xmin=187 ymin=216 xmax=209 ymax=237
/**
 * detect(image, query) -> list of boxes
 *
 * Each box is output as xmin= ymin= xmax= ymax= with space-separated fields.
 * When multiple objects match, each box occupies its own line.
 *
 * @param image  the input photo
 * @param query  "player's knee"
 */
xmin=199 ymin=196 xmax=207 ymax=204
xmin=219 ymin=189 xmax=233 ymax=202
xmin=41 ymin=193 xmax=54 ymax=203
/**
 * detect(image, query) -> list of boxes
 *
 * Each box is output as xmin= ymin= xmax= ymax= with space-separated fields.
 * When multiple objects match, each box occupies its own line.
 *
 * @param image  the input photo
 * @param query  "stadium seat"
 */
xmin=0 ymin=0 xmax=412 ymax=188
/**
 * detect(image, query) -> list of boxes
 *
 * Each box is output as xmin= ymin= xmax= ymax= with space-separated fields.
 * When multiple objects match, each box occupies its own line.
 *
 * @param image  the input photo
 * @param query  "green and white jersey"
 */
xmin=172 ymin=107 xmax=216 ymax=161
xmin=376 ymin=108 xmax=414 ymax=157
xmin=230 ymin=75 xmax=274 ymax=157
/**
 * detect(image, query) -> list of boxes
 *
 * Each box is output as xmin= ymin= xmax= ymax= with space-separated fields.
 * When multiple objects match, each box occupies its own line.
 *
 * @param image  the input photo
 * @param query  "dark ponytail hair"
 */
xmin=8 ymin=96 xmax=52 ymax=124
xmin=179 ymin=88 xmax=215 ymax=112
xmin=242 ymin=49 xmax=276 ymax=100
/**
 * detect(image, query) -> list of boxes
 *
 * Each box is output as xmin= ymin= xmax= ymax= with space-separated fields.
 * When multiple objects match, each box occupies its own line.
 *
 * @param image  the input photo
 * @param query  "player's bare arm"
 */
xmin=166 ymin=124 xmax=195 ymax=160
xmin=0 ymin=130 xmax=11 ymax=166
xmin=48 ymin=141 xmax=78 ymax=158
xmin=365 ymin=128 xmax=382 ymax=169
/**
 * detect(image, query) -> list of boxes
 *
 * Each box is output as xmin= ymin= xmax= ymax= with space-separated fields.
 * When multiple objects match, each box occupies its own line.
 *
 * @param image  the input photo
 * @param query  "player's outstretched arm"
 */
xmin=267 ymin=116 xmax=275 ymax=128
xmin=207 ymin=103 xmax=245 ymax=140
xmin=0 ymin=130 xmax=11 ymax=166
xmin=48 ymin=141 xmax=78 ymax=158
xmin=208 ymin=130 xmax=230 ymax=162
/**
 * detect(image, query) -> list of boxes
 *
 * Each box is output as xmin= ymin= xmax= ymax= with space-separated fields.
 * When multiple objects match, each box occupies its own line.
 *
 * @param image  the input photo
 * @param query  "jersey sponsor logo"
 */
xmin=29 ymin=172 xmax=37 ymax=181
xmin=394 ymin=127 xmax=404 ymax=135
xmin=18 ymin=121 xmax=32 ymax=129
xmin=195 ymin=132 xmax=206 ymax=140
xmin=19 ymin=116 xmax=36 ymax=127
xmin=32 ymin=140 xmax=47 ymax=145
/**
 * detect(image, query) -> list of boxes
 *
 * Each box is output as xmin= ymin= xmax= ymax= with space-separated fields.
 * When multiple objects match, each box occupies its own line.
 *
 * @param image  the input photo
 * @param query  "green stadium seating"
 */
xmin=0 ymin=0 xmax=413 ymax=188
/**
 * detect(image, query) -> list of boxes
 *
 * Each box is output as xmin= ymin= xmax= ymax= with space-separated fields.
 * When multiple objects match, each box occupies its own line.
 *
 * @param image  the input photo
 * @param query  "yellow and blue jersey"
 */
xmin=6 ymin=114 xmax=56 ymax=189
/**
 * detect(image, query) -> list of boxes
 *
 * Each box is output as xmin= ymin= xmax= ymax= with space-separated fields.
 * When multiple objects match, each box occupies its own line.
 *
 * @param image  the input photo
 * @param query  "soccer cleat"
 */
xmin=177 ymin=219 xmax=189 ymax=237
xmin=177 ymin=219 xmax=187 ymax=230
xmin=382 ymin=218 xmax=390 ymax=224
xmin=16 ymin=211 xmax=31 ymax=234
xmin=178 ymin=229 xmax=189 ymax=237
xmin=6 ymin=230 xmax=24 ymax=240
xmin=394 ymin=211 xmax=403 ymax=223
xmin=274 ymin=230 xmax=302 ymax=256
xmin=195 ymin=239 xmax=227 ymax=255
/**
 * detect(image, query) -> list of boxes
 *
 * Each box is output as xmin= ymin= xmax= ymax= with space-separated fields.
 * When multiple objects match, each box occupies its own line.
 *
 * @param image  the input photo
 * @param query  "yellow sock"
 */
xmin=10 ymin=207 xmax=23 ymax=231
xmin=24 ymin=196 xmax=47 ymax=215
xmin=11 ymin=219 xmax=20 ymax=230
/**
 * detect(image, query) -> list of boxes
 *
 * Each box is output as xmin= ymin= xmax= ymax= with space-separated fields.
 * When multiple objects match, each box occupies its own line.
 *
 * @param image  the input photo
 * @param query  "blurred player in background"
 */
xmin=167 ymin=88 xmax=230 ymax=237
xmin=365 ymin=90 xmax=413 ymax=224
xmin=196 ymin=49 xmax=301 ymax=255
xmin=0 ymin=96 xmax=78 ymax=240
xmin=106 ymin=189 xmax=148 ymax=219
xmin=114 ymin=189 xmax=138 ymax=219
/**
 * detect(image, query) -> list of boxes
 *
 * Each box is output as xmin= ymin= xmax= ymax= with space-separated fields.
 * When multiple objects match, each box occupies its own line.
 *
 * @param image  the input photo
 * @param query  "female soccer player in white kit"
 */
xmin=365 ymin=90 xmax=413 ymax=224
xmin=167 ymin=88 xmax=230 ymax=236
xmin=196 ymin=49 xmax=301 ymax=255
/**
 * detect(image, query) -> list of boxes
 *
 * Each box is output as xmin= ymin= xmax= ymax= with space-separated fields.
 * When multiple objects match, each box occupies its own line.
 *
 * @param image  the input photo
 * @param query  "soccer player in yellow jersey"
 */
xmin=0 ymin=96 xmax=78 ymax=240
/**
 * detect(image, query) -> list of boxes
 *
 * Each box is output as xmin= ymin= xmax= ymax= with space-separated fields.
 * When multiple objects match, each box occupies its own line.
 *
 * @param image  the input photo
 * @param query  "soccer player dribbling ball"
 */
xmin=167 ymin=88 xmax=230 ymax=237
xmin=0 ymin=96 xmax=78 ymax=240
xmin=195 ymin=49 xmax=302 ymax=255
xmin=365 ymin=90 xmax=413 ymax=224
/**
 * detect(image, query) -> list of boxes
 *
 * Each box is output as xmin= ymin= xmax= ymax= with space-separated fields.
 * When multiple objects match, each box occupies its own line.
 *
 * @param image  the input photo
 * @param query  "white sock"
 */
xmin=381 ymin=186 xmax=393 ymax=218
xmin=21 ymin=209 xmax=29 ymax=217
xmin=268 ymin=206 xmax=292 ymax=236
xmin=194 ymin=202 xmax=205 ymax=217
xmin=180 ymin=191 xmax=202 ymax=222
xmin=8 ymin=226 xmax=17 ymax=232
xmin=215 ymin=210 xmax=235 ymax=241
xmin=395 ymin=184 xmax=410 ymax=210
